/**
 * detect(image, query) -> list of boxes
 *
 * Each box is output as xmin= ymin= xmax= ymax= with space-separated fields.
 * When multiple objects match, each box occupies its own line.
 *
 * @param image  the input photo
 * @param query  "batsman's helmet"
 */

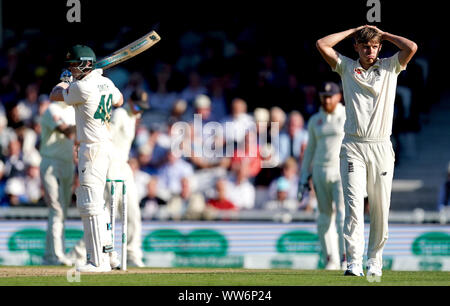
xmin=65 ymin=45 xmax=96 ymax=64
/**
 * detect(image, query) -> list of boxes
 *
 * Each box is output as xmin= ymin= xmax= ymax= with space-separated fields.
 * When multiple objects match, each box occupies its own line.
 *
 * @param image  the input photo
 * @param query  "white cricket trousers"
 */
xmin=40 ymin=157 xmax=74 ymax=264
xmin=339 ymin=136 xmax=395 ymax=267
xmin=76 ymin=141 xmax=112 ymax=266
xmin=312 ymin=165 xmax=345 ymax=266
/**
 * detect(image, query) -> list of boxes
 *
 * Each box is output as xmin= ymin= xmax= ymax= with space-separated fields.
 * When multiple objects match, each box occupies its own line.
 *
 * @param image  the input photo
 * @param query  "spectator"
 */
xmin=15 ymin=122 xmax=39 ymax=158
xmin=23 ymin=151 xmax=43 ymax=205
xmin=192 ymin=94 xmax=216 ymax=123
xmin=148 ymin=64 xmax=178 ymax=116
xmin=169 ymin=99 xmax=189 ymax=122
xmin=437 ymin=162 xmax=450 ymax=212
xmin=189 ymin=95 xmax=225 ymax=161
xmin=208 ymin=76 xmax=229 ymax=120
xmin=225 ymin=163 xmax=255 ymax=210
xmin=254 ymin=143 xmax=282 ymax=187
xmin=204 ymin=177 xmax=239 ymax=220
xmin=140 ymin=177 xmax=167 ymax=220
xmin=179 ymin=70 xmax=208 ymax=114
xmin=269 ymin=106 xmax=287 ymax=133
xmin=278 ymin=111 xmax=308 ymax=165
xmin=38 ymin=94 xmax=51 ymax=116
xmin=165 ymin=177 xmax=205 ymax=220
xmin=229 ymin=130 xmax=262 ymax=179
xmin=156 ymin=151 xmax=195 ymax=196
xmin=264 ymin=177 xmax=298 ymax=212
xmin=0 ymin=112 xmax=17 ymax=159
xmin=0 ymin=161 xmax=8 ymax=206
xmin=129 ymin=157 xmax=152 ymax=204
xmin=4 ymin=176 xmax=27 ymax=206
xmin=0 ymin=68 xmax=20 ymax=108
xmin=16 ymin=83 xmax=40 ymax=126
xmin=268 ymin=157 xmax=299 ymax=201
xmin=300 ymin=85 xmax=319 ymax=122
xmin=5 ymin=103 xmax=25 ymax=130
xmin=222 ymin=97 xmax=255 ymax=145
xmin=253 ymin=107 xmax=270 ymax=144
xmin=3 ymin=139 xmax=26 ymax=178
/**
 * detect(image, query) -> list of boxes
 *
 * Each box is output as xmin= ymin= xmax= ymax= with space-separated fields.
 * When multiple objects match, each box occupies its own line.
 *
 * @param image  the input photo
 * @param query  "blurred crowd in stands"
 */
xmin=0 ymin=25 xmax=435 ymax=218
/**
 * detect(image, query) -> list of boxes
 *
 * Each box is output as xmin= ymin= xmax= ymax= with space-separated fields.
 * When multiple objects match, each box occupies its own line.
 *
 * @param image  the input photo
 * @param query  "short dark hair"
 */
xmin=355 ymin=27 xmax=382 ymax=44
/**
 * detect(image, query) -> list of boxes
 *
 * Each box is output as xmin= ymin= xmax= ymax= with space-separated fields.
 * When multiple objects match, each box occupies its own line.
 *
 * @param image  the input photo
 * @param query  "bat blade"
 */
xmin=95 ymin=30 xmax=161 ymax=70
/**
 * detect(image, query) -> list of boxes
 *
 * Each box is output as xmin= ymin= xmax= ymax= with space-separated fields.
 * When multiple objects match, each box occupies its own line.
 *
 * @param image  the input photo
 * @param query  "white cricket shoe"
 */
xmin=76 ymin=261 xmax=112 ymax=273
xmin=341 ymin=260 xmax=348 ymax=271
xmin=325 ymin=261 xmax=340 ymax=270
xmin=344 ymin=263 xmax=364 ymax=276
xmin=109 ymin=251 xmax=121 ymax=270
xmin=366 ymin=259 xmax=382 ymax=277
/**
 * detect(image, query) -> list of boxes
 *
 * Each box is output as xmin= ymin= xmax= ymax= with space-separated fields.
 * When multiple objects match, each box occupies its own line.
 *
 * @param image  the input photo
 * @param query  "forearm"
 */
xmin=383 ymin=32 xmax=417 ymax=52
xmin=317 ymin=27 xmax=361 ymax=48
xmin=50 ymin=82 xmax=69 ymax=102
xmin=382 ymin=31 xmax=418 ymax=66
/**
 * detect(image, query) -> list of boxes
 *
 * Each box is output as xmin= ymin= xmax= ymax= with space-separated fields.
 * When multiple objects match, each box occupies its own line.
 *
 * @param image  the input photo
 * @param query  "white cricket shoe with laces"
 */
xmin=366 ymin=259 xmax=382 ymax=277
xmin=344 ymin=263 xmax=364 ymax=276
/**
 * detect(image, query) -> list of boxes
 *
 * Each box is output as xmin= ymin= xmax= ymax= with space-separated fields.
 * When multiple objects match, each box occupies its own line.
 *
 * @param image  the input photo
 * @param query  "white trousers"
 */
xmin=69 ymin=157 xmax=143 ymax=265
xmin=340 ymin=138 xmax=395 ymax=267
xmin=76 ymin=142 xmax=112 ymax=266
xmin=40 ymin=157 xmax=74 ymax=264
xmin=312 ymin=165 xmax=345 ymax=266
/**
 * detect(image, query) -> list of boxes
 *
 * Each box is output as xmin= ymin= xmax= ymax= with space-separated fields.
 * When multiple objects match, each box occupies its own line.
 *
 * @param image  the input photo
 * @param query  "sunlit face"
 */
xmin=320 ymin=93 xmax=341 ymax=114
xmin=354 ymin=39 xmax=382 ymax=68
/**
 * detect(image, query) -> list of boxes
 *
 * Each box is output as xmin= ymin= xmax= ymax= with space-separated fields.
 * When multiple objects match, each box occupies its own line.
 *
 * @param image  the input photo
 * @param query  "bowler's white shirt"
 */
xmin=62 ymin=69 xmax=122 ymax=143
xmin=333 ymin=52 xmax=406 ymax=140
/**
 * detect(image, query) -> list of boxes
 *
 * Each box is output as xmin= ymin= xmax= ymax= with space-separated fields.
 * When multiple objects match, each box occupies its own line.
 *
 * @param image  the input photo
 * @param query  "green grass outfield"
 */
xmin=0 ymin=267 xmax=449 ymax=286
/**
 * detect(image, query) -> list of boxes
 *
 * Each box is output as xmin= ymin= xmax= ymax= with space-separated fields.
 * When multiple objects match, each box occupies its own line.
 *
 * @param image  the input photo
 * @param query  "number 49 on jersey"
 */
xmin=94 ymin=94 xmax=113 ymax=124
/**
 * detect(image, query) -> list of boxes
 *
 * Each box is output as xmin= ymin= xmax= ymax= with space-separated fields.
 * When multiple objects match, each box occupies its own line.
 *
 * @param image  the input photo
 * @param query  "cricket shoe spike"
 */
xmin=76 ymin=261 xmax=112 ymax=273
xmin=344 ymin=263 xmax=364 ymax=276
xmin=366 ymin=259 xmax=382 ymax=277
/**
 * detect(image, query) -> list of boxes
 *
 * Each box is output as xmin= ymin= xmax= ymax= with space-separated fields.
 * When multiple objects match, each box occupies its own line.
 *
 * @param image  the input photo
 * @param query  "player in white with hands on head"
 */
xmin=50 ymin=45 xmax=124 ymax=272
xmin=316 ymin=25 xmax=417 ymax=276
xmin=298 ymin=81 xmax=346 ymax=271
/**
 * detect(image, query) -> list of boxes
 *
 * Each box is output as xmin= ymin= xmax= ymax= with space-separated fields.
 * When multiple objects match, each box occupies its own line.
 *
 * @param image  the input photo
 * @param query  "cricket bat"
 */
xmin=95 ymin=30 xmax=161 ymax=70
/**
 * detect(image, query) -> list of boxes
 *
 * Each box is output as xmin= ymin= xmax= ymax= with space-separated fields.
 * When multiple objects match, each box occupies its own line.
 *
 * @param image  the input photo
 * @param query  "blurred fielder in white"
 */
xmin=107 ymin=89 xmax=149 ymax=267
xmin=299 ymin=81 xmax=346 ymax=270
xmin=40 ymin=99 xmax=76 ymax=266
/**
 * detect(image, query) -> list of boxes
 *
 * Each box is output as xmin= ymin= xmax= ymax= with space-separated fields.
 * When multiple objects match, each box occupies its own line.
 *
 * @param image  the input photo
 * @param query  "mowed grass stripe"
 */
xmin=0 ymin=268 xmax=449 ymax=286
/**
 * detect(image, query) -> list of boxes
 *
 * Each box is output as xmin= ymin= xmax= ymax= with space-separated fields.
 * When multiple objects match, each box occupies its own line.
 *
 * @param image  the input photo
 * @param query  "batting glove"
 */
xmin=60 ymin=70 xmax=73 ymax=83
